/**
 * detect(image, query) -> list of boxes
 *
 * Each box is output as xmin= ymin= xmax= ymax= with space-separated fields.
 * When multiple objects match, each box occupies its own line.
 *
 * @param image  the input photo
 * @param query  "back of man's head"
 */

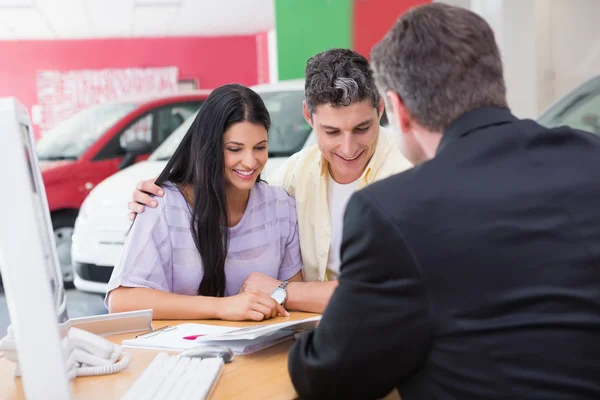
xmin=304 ymin=48 xmax=380 ymax=114
xmin=371 ymin=3 xmax=508 ymax=133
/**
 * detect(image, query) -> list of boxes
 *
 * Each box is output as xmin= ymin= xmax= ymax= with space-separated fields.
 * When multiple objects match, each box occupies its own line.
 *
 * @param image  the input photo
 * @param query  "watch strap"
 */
xmin=277 ymin=281 xmax=289 ymax=306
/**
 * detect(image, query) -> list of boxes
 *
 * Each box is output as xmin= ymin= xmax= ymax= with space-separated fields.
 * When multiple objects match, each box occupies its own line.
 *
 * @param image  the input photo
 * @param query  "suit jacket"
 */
xmin=288 ymin=107 xmax=600 ymax=399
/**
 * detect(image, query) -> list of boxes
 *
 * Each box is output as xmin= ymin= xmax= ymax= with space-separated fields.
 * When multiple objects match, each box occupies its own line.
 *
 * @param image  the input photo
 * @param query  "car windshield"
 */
xmin=36 ymin=103 xmax=138 ymax=160
xmin=538 ymin=77 xmax=600 ymax=133
xmin=151 ymin=89 xmax=309 ymax=161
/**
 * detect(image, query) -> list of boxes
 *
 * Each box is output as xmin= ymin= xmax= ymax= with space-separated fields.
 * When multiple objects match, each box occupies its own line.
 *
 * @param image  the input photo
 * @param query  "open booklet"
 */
xmin=195 ymin=315 xmax=321 ymax=342
xmin=121 ymin=315 xmax=321 ymax=355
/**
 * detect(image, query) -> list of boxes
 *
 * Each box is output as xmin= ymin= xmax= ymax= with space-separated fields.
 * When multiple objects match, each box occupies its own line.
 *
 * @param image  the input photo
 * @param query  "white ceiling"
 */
xmin=0 ymin=0 xmax=275 ymax=40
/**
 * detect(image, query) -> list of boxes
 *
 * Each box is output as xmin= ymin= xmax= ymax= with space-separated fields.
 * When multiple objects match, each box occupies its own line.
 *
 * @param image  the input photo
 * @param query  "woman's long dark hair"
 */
xmin=155 ymin=84 xmax=271 ymax=297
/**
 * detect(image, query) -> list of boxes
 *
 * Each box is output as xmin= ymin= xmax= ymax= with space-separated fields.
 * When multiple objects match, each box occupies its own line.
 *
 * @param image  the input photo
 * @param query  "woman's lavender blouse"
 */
xmin=105 ymin=181 xmax=302 ymax=307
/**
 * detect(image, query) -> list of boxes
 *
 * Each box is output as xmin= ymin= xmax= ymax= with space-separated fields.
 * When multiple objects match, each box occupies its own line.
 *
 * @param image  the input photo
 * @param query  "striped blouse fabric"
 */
xmin=104 ymin=181 xmax=302 ymax=307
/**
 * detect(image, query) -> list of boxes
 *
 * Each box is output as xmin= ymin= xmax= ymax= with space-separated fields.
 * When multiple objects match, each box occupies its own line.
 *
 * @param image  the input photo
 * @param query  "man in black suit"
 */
xmin=288 ymin=3 xmax=600 ymax=399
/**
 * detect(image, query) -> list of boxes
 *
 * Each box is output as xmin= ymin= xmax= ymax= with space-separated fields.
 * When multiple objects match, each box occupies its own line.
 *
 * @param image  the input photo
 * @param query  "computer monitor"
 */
xmin=0 ymin=98 xmax=71 ymax=399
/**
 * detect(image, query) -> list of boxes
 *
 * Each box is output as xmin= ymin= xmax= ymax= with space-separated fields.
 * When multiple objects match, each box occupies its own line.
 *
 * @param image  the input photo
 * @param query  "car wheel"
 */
xmin=52 ymin=213 xmax=77 ymax=289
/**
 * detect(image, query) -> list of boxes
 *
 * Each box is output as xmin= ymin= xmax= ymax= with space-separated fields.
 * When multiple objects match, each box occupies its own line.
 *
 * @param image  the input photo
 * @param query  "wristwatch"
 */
xmin=271 ymin=281 xmax=289 ymax=305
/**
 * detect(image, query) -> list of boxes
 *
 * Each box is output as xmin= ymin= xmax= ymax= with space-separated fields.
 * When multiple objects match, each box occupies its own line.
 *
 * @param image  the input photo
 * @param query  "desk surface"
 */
xmin=0 ymin=312 xmax=319 ymax=400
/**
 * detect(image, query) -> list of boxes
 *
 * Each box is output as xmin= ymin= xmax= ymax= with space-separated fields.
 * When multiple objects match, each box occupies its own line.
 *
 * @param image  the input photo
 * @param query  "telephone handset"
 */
xmin=0 ymin=325 xmax=132 ymax=378
xmin=64 ymin=327 xmax=132 ymax=377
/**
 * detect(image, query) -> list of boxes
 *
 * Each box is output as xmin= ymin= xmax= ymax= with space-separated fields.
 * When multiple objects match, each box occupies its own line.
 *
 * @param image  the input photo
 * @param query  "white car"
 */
xmin=71 ymin=80 xmax=314 ymax=294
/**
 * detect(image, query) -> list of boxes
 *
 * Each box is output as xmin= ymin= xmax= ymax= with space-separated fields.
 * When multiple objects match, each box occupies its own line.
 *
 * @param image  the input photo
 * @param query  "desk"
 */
xmin=0 ymin=312 xmax=319 ymax=400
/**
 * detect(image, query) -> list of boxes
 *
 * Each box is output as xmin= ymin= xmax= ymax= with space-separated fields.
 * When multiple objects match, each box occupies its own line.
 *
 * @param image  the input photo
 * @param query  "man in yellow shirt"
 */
xmin=127 ymin=49 xmax=415 ymax=313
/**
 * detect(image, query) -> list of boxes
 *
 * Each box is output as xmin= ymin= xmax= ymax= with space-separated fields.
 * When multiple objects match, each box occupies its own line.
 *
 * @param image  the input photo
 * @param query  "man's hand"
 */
xmin=240 ymin=272 xmax=282 ymax=296
xmin=127 ymin=177 xmax=162 ymax=221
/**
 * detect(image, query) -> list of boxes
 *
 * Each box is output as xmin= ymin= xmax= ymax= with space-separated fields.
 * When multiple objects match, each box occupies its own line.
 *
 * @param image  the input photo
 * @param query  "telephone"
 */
xmin=0 ymin=325 xmax=132 ymax=379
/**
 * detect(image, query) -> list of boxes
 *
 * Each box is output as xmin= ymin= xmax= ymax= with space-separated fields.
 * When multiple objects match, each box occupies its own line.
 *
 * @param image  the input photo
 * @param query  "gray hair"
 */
xmin=371 ymin=3 xmax=508 ymax=132
xmin=304 ymin=48 xmax=381 ymax=114
xmin=333 ymin=77 xmax=360 ymax=106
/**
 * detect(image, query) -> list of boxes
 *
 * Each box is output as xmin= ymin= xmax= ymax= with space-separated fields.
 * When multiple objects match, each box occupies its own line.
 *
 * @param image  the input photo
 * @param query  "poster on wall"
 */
xmin=35 ymin=66 xmax=179 ymax=137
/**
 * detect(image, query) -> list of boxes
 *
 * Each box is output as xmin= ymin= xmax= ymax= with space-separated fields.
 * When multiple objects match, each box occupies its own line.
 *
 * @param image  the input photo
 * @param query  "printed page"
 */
xmin=121 ymin=323 xmax=237 ymax=351
xmin=196 ymin=316 xmax=322 ymax=342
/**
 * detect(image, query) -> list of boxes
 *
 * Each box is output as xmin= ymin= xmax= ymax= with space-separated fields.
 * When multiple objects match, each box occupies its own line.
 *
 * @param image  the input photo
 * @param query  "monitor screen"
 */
xmin=19 ymin=122 xmax=68 ymax=323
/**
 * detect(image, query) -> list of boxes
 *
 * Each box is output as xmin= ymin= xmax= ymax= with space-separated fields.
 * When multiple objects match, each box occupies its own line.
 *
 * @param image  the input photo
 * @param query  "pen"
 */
xmin=135 ymin=325 xmax=176 ymax=338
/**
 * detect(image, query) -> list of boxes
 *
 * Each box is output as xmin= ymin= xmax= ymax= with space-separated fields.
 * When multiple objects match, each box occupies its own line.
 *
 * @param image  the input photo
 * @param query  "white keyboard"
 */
xmin=121 ymin=352 xmax=224 ymax=400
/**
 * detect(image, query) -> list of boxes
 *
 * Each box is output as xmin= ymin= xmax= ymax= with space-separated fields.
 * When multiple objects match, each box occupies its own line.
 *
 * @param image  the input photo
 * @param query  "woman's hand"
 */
xmin=127 ymin=177 xmax=162 ymax=221
xmin=217 ymin=291 xmax=289 ymax=321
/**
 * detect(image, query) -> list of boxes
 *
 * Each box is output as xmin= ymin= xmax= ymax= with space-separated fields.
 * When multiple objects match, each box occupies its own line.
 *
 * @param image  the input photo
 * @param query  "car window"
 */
xmin=151 ymin=90 xmax=309 ymax=161
xmin=36 ymin=103 xmax=138 ymax=160
xmin=155 ymin=103 xmax=201 ymax=144
xmin=150 ymin=112 xmax=195 ymax=161
xmin=544 ymin=90 xmax=600 ymax=134
xmin=119 ymin=113 xmax=153 ymax=149
xmin=537 ymin=77 xmax=600 ymax=133
xmin=260 ymin=90 xmax=310 ymax=157
xmin=96 ymin=102 xmax=202 ymax=161
xmin=92 ymin=111 xmax=155 ymax=161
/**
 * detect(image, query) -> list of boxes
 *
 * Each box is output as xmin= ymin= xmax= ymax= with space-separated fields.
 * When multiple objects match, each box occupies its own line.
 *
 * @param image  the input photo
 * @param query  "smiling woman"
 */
xmin=223 ymin=122 xmax=269 ymax=194
xmin=104 ymin=84 xmax=304 ymax=322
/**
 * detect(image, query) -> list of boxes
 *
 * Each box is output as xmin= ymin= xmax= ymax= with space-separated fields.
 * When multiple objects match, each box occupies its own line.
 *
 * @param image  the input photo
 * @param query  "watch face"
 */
xmin=271 ymin=288 xmax=286 ymax=304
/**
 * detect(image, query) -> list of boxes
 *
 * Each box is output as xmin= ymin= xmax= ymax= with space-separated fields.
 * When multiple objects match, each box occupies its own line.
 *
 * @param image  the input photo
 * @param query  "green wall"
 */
xmin=274 ymin=0 xmax=353 ymax=80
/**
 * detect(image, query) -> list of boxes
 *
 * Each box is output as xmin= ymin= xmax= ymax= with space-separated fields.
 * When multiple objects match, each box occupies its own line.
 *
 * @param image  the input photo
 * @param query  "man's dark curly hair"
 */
xmin=304 ymin=48 xmax=381 ymax=114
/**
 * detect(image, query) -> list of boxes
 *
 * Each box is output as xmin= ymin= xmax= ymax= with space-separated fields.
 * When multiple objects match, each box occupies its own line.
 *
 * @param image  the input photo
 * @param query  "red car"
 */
xmin=35 ymin=91 xmax=210 ymax=286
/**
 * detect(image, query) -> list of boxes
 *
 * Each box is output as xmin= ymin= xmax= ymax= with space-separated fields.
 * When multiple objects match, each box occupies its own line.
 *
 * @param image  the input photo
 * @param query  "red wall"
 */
xmin=0 ymin=35 xmax=260 ymax=136
xmin=352 ymin=0 xmax=431 ymax=59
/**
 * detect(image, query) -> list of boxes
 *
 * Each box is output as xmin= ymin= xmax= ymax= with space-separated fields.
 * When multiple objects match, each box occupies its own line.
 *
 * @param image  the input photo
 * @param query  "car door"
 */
xmin=81 ymin=110 xmax=157 ymax=190
xmin=84 ymin=102 xmax=200 ymax=186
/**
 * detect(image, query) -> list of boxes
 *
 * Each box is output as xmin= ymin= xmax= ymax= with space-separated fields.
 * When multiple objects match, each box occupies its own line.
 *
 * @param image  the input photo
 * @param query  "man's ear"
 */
xmin=377 ymin=100 xmax=385 ymax=122
xmin=302 ymin=101 xmax=313 ymax=127
xmin=386 ymin=90 xmax=411 ymax=134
